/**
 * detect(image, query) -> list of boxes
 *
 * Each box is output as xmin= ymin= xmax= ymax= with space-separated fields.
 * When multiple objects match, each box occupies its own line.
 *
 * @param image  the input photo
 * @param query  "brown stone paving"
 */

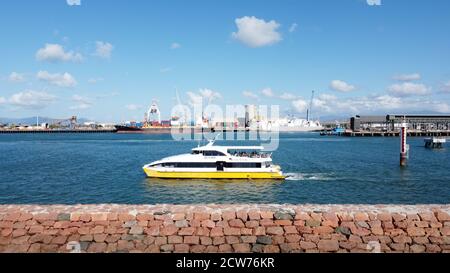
xmin=0 ymin=204 xmax=449 ymax=253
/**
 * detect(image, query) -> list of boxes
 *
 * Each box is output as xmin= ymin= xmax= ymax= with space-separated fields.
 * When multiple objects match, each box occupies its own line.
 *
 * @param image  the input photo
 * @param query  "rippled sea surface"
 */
xmin=0 ymin=133 xmax=449 ymax=204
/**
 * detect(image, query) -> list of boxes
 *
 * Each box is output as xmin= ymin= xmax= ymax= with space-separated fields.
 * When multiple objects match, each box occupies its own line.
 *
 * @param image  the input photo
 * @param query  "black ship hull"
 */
xmin=114 ymin=125 xmax=143 ymax=132
xmin=114 ymin=125 xmax=214 ymax=134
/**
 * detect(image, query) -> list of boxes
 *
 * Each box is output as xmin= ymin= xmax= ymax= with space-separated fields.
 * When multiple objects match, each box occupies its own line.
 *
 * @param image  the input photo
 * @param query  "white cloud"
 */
xmin=70 ymin=104 xmax=91 ymax=110
xmin=243 ymin=91 xmax=259 ymax=99
xmin=8 ymin=72 xmax=25 ymax=82
xmin=171 ymin=43 xmax=181 ymax=49
xmin=186 ymin=89 xmax=222 ymax=106
xmin=199 ymin=88 xmax=222 ymax=103
xmin=366 ymin=0 xmax=381 ymax=6
xmin=393 ymin=73 xmax=421 ymax=81
xmin=37 ymin=71 xmax=77 ymax=87
xmin=70 ymin=95 xmax=92 ymax=110
xmin=72 ymin=94 xmax=91 ymax=104
xmin=318 ymin=94 xmax=337 ymax=101
xmin=388 ymin=82 xmax=431 ymax=97
xmin=291 ymin=93 xmax=450 ymax=116
xmin=280 ymin=93 xmax=296 ymax=100
xmin=67 ymin=0 xmax=81 ymax=6
xmin=261 ymin=88 xmax=275 ymax=97
xmin=330 ymin=80 xmax=356 ymax=92
xmin=160 ymin=67 xmax=172 ymax=73
xmin=434 ymin=102 xmax=450 ymax=113
xmin=94 ymin=92 xmax=119 ymax=99
xmin=333 ymin=95 xmax=402 ymax=114
xmin=439 ymin=81 xmax=450 ymax=93
xmin=88 ymin=77 xmax=104 ymax=84
xmin=232 ymin=16 xmax=282 ymax=48
xmin=372 ymin=95 xmax=403 ymax=109
xmin=0 ymin=97 xmax=6 ymax=105
xmin=8 ymin=90 xmax=56 ymax=109
xmin=36 ymin=43 xmax=83 ymax=63
xmin=292 ymin=99 xmax=308 ymax=113
xmin=94 ymin=41 xmax=113 ymax=59
xmin=311 ymin=98 xmax=331 ymax=113
xmin=125 ymin=104 xmax=143 ymax=111
xmin=289 ymin=23 xmax=298 ymax=33
xmin=187 ymin=91 xmax=203 ymax=107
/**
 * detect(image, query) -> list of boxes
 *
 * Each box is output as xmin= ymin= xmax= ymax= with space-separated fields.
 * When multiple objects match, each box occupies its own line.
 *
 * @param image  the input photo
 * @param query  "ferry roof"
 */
xmin=192 ymin=145 xmax=264 ymax=153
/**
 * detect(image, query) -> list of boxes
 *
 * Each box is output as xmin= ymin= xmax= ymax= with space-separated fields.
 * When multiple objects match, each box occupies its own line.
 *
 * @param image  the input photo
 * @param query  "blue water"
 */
xmin=0 ymin=133 xmax=449 ymax=204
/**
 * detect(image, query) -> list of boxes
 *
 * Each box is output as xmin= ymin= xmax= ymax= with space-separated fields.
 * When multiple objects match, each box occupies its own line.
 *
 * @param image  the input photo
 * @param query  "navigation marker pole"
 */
xmin=400 ymin=117 xmax=409 ymax=167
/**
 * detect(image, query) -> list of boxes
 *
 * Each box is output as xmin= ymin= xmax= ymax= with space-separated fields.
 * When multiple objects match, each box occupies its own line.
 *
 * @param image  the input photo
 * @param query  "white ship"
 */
xmin=142 ymin=138 xmax=285 ymax=180
xmin=256 ymin=91 xmax=324 ymax=132
xmin=273 ymin=117 xmax=324 ymax=132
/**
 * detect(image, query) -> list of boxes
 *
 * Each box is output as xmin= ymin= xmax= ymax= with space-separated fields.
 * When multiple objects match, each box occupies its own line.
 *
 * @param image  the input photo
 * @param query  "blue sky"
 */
xmin=1 ymin=0 xmax=450 ymax=122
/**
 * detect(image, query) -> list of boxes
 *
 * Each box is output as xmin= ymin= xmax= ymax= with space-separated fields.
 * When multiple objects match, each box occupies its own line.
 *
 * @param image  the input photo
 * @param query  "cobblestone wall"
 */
xmin=0 ymin=204 xmax=449 ymax=253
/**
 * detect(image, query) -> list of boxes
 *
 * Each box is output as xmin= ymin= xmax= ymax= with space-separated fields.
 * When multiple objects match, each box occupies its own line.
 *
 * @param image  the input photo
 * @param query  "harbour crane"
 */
xmin=51 ymin=116 xmax=78 ymax=129
xmin=146 ymin=100 xmax=161 ymax=124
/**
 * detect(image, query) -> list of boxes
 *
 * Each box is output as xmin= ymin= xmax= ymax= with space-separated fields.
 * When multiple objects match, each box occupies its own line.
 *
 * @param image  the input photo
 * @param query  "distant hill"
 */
xmin=0 ymin=116 xmax=92 ymax=125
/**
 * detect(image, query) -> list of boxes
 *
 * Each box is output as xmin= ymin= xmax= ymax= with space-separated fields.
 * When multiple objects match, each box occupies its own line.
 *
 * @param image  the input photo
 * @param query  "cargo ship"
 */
xmin=115 ymin=101 xmax=210 ymax=133
xmin=114 ymin=124 xmax=145 ymax=132
xmin=114 ymin=122 xmax=174 ymax=134
xmin=115 ymin=101 xmax=172 ymax=133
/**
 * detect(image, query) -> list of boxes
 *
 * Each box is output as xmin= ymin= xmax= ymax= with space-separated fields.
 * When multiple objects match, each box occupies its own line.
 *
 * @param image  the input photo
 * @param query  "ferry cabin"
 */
xmin=143 ymin=144 xmax=285 ymax=180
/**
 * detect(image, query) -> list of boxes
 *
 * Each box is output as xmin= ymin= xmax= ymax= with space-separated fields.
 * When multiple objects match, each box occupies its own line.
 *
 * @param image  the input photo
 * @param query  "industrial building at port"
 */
xmin=2 ymin=98 xmax=450 ymax=135
xmin=350 ymin=115 xmax=450 ymax=131
xmin=122 ymin=103 xmax=271 ymax=130
xmin=339 ymin=115 xmax=450 ymax=137
xmin=0 ymin=116 xmax=116 ymax=134
xmin=111 ymin=106 xmax=450 ymax=135
xmin=119 ymin=100 xmax=323 ymax=132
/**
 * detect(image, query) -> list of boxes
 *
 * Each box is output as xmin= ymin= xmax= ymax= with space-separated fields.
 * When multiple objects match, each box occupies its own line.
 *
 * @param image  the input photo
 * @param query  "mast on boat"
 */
xmin=306 ymin=90 xmax=315 ymax=122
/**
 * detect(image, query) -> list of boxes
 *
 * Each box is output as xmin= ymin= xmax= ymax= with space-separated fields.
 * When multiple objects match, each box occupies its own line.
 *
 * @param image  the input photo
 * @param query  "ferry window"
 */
xmin=225 ymin=163 xmax=262 ymax=168
xmin=192 ymin=151 xmax=201 ymax=155
xmin=203 ymin=151 xmax=225 ymax=156
xmin=162 ymin=162 xmax=216 ymax=168
xmin=265 ymin=162 xmax=271 ymax=168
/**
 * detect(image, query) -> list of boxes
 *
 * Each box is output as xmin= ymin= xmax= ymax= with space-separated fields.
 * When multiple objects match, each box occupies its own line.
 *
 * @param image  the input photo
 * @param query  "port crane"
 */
xmin=51 ymin=116 xmax=78 ymax=129
xmin=145 ymin=100 xmax=161 ymax=124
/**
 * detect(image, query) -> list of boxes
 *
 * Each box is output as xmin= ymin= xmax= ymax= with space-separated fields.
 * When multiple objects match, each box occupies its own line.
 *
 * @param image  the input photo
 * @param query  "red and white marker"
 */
xmin=400 ymin=119 xmax=409 ymax=167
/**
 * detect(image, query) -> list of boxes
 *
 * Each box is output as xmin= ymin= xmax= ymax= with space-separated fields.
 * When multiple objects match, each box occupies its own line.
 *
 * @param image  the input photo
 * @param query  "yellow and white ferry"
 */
xmin=143 ymin=140 xmax=285 ymax=180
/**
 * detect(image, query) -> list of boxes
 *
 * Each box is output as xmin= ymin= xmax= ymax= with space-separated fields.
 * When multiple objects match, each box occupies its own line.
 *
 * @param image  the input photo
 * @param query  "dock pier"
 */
xmin=323 ymin=114 xmax=450 ymax=137
xmin=0 ymin=129 xmax=117 ymax=134
xmin=338 ymin=130 xmax=450 ymax=137
xmin=424 ymin=137 xmax=447 ymax=148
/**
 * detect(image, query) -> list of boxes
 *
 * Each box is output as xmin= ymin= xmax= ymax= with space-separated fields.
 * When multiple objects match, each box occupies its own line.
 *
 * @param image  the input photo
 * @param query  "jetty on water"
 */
xmin=0 ymin=129 xmax=117 ymax=134
xmin=341 ymin=130 xmax=450 ymax=137
xmin=322 ymin=114 xmax=450 ymax=137
xmin=424 ymin=137 xmax=447 ymax=149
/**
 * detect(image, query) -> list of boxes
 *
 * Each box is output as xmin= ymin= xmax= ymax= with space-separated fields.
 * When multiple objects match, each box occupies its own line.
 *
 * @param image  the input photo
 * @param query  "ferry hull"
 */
xmin=143 ymin=168 xmax=285 ymax=180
